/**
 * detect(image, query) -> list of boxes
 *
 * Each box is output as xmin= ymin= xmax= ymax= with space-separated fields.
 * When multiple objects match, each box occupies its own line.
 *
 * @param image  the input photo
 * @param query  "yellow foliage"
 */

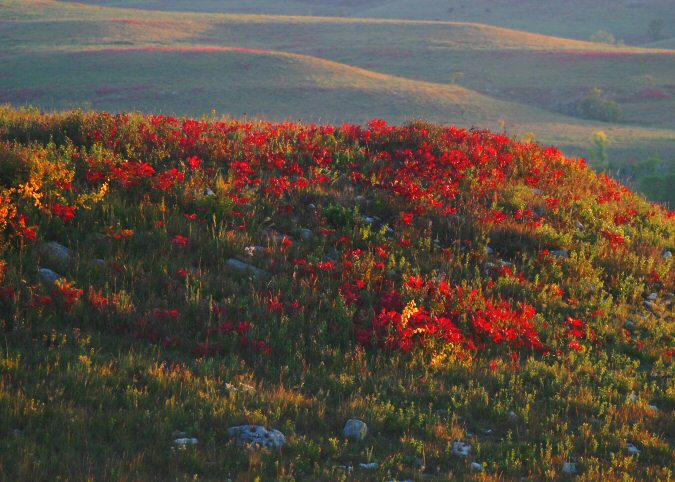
xmin=76 ymin=182 xmax=109 ymax=210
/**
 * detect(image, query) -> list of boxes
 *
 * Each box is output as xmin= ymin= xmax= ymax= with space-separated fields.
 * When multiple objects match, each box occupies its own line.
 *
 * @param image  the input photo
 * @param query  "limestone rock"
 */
xmin=41 ymin=241 xmax=72 ymax=263
xmin=226 ymin=258 xmax=268 ymax=278
xmin=38 ymin=268 xmax=63 ymax=285
xmin=227 ymin=425 xmax=286 ymax=450
xmin=343 ymin=419 xmax=368 ymax=441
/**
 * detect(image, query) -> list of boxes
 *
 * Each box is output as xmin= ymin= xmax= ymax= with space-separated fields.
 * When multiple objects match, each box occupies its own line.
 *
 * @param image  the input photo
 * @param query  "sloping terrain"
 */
xmin=2 ymin=45 xmax=674 ymax=161
xmin=1 ymin=0 xmax=675 ymax=202
xmin=63 ymin=0 xmax=675 ymax=44
xmin=0 ymin=107 xmax=673 ymax=481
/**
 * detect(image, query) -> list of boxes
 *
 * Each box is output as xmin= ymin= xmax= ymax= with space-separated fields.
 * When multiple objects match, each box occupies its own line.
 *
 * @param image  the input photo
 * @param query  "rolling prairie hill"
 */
xmin=1 ymin=0 xmax=675 ymax=202
xmin=0 ymin=106 xmax=673 ymax=481
xmin=63 ymin=0 xmax=675 ymax=45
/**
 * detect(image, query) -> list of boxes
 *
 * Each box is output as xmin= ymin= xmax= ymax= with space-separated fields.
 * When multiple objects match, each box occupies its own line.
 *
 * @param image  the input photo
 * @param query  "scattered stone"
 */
xmin=451 ymin=441 xmax=472 ymax=457
xmin=532 ymin=188 xmax=543 ymax=195
xmin=628 ymin=392 xmax=638 ymax=403
xmin=363 ymin=216 xmax=376 ymax=225
xmin=550 ymin=249 xmax=569 ymax=259
xmin=663 ymin=250 xmax=672 ymax=260
xmin=343 ymin=419 xmax=368 ymax=441
xmin=562 ymin=461 xmax=577 ymax=475
xmin=359 ymin=462 xmax=378 ymax=470
xmin=480 ymin=428 xmax=494 ymax=435
xmin=644 ymin=300 xmax=656 ymax=311
xmin=486 ymin=246 xmax=494 ymax=255
xmin=244 ymin=246 xmax=266 ymax=257
xmin=575 ymin=221 xmax=585 ymax=230
xmin=300 ymin=228 xmax=312 ymax=240
xmin=647 ymin=293 xmax=658 ymax=301
xmin=355 ymin=195 xmax=365 ymax=202
xmin=307 ymin=203 xmax=316 ymax=210
xmin=41 ymin=241 xmax=72 ymax=263
xmin=337 ymin=465 xmax=353 ymax=474
xmin=94 ymin=258 xmax=105 ymax=267
xmin=626 ymin=443 xmax=640 ymax=455
xmin=648 ymin=404 xmax=659 ymax=412
xmin=508 ymin=410 xmax=518 ymax=421
xmin=38 ymin=268 xmax=63 ymax=285
xmin=204 ymin=188 xmax=216 ymax=197
xmin=226 ymin=258 xmax=268 ymax=278
xmin=174 ymin=437 xmax=198 ymax=446
xmin=225 ymin=382 xmax=256 ymax=394
xmin=227 ymin=425 xmax=286 ymax=450
xmin=471 ymin=462 xmax=483 ymax=472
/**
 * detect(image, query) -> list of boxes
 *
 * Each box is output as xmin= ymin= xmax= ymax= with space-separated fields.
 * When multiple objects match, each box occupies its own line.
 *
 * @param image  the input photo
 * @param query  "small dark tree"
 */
xmin=575 ymin=88 xmax=621 ymax=123
xmin=648 ymin=19 xmax=666 ymax=41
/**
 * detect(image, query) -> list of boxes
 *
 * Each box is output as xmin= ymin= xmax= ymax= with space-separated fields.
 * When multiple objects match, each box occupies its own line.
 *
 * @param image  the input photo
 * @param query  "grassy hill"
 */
xmin=64 ymin=0 xmax=675 ymax=45
xmin=0 ymin=106 xmax=673 ymax=481
xmin=2 ymin=0 xmax=675 ymax=202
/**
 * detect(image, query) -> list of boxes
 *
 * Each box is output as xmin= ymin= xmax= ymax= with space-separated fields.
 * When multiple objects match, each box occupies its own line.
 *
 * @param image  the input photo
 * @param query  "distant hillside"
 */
xmin=63 ymin=0 xmax=675 ymax=45
xmin=2 ymin=0 xmax=675 ymax=202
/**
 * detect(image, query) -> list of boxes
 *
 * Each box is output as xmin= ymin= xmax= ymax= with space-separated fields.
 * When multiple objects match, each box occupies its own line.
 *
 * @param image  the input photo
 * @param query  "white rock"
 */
xmin=451 ymin=441 xmax=472 ymax=457
xmin=480 ymin=428 xmax=494 ymax=435
xmin=663 ymin=250 xmax=672 ymax=260
xmin=244 ymin=246 xmax=266 ymax=257
xmin=648 ymin=405 xmax=658 ymax=412
xmin=486 ymin=246 xmax=494 ymax=255
xmin=205 ymin=188 xmax=216 ymax=197
xmin=626 ymin=443 xmax=640 ymax=455
xmin=227 ymin=425 xmax=286 ymax=450
xmin=363 ymin=216 xmax=375 ymax=225
xmin=562 ymin=461 xmax=577 ymax=475
xmin=174 ymin=437 xmax=198 ymax=446
xmin=508 ymin=410 xmax=518 ymax=421
xmin=628 ymin=392 xmax=638 ymax=403
xmin=226 ymin=258 xmax=268 ymax=277
xmin=94 ymin=258 xmax=105 ymax=266
xmin=471 ymin=462 xmax=483 ymax=472
xmin=575 ymin=221 xmax=585 ymax=230
xmin=41 ymin=241 xmax=72 ymax=263
xmin=532 ymin=188 xmax=543 ymax=195
xmin=225 ymin=382 xmax=256 ymax=394
xmin=647 ymin=293 xmax=658 ymax=301
xmin=300 ymin=229 xmax=312 ymax=240
xmin=308 ymin=203 xmax=316 ymax=210
xmin=359 ymin=462 xmax=378 ymax=470
xmin=38 ymin=268 xmax=63 ymax=285
xmin=343 ymin=419 xmax=368 ymax=441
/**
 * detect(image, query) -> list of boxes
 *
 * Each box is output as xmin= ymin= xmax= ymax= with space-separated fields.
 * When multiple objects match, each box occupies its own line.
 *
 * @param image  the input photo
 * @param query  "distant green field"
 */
xmin=2 ymin=0 xmax=675 ymax=202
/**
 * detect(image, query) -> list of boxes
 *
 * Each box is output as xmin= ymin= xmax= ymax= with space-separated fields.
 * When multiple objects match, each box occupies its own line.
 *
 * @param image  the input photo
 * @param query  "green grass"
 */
xmin=0 ymin=106 xmax=673 ymax=481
